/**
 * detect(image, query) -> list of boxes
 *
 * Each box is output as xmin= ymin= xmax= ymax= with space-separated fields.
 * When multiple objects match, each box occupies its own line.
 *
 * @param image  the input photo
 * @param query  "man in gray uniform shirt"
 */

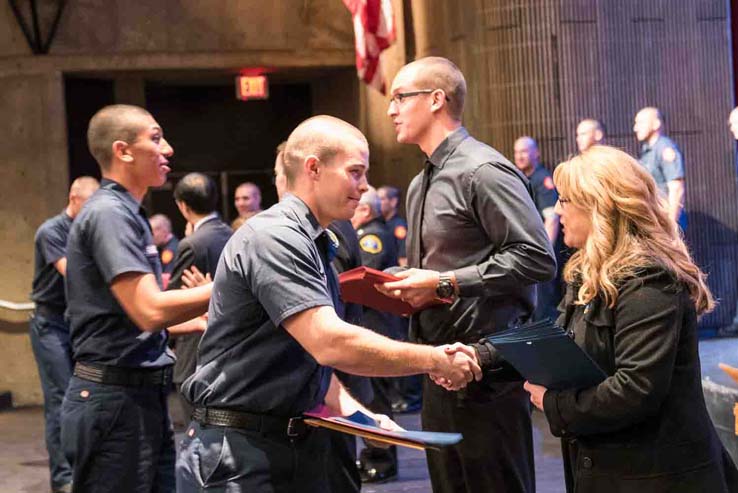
xmin=177 ymin=116 xmax=482 ymax=492
xmin=382 ymin=57 xmax=556 ymax=493
xmin=634 ymin=107 xmax=686 ymax=230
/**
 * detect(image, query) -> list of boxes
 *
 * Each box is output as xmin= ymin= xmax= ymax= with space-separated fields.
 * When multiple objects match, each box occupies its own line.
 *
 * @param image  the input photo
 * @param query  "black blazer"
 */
xmin=168 ymin=216 xmax=232 ymax=384
xmin=543 ymin=268 xmax=738 ymax=492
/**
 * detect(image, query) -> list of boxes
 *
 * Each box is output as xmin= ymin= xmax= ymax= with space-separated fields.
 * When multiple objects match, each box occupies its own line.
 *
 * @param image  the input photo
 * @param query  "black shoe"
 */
xmin=391 ymin=399 xmax=421 ymax=414
xmin=358 ymin=461 xmax=398 ymax=483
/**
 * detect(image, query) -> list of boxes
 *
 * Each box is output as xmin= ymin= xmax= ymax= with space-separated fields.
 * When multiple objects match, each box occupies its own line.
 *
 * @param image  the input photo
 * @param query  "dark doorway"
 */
xmin=64 ymin=77 xmax=115 ymax=183
xmin=144 ymin=81 xmax=312 ymax=237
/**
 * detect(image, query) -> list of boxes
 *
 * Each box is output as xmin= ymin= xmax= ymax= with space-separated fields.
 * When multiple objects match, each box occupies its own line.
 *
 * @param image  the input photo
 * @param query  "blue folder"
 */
xmin=303 ymin=408 xmax=462 ymax=450
xmin=485 ymin=319 xmax=607 ymax=390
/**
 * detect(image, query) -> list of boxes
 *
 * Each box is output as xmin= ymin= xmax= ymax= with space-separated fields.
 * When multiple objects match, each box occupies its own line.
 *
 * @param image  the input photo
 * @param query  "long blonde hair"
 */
xmin=553 ymin=145 xmax=714 ymax=315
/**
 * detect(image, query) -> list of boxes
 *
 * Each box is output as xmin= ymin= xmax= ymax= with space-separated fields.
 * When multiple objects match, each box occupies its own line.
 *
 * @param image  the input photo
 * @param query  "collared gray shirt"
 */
xmin=182 ymin=194 xmax=336 ymax=416
xmin=406 ymin=127 xmax=556 ymax=344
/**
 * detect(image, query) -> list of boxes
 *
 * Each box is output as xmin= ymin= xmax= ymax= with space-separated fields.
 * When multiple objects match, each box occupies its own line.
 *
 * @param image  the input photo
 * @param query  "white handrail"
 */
xmin=0 ymin=300 xmax=35 ymax=311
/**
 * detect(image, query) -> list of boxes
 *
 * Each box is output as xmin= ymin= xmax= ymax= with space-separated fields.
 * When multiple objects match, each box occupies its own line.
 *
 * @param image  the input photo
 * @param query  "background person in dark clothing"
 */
xmin=149 ymin=213 xmax=179 ymax=279
xmin=513 ymin=135 xmax=562 ymax=322
xmin=378 ymin=185 xmax=408 ymax=266
xmin=166 ymin=172 xmax=232 ymax=430
xmin=351 ymin=185 xmax=402 ymax=482
xmin=383 ymin=56 xmax=556 ymax=493
xmin=30 ymin=176 xmax=99 ymax=493
xmin=524 ymin=145 xmax=738 ymax=492
xmin=61 ymin=104 xmax=213 ymax=493
xmin=378 ymin=185 xmax=422 ymax=414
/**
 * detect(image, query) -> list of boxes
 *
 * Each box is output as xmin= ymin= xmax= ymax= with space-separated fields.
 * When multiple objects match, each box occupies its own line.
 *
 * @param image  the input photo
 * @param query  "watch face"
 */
xmin=436 ymin=281 xmax=454 ymax=299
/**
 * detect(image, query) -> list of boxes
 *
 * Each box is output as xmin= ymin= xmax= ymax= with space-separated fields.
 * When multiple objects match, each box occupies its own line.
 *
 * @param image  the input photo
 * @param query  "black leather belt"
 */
xmin=74 ymin=362 xmax=172 ymax=387
xmin=192 ymin=407 xmax=307 ymax=437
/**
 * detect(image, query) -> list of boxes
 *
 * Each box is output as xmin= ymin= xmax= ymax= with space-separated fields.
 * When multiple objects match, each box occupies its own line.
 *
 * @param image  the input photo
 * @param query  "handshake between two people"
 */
xmin=376 ymin=267 xmax=483 ymax=391
xmin=429 ymin=342 xmax=483 ymax=391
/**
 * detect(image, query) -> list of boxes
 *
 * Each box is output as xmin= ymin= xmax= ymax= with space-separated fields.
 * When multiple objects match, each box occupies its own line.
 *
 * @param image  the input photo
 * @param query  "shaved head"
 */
xmin=87 ymin=104 xmax=153 ymax=170
xmin=513 ymin=136 xmax=540 ymax=175
xmin=67 ymin=175 xmax=100 ymax=217
xmin=283 ymin=115 xmax=368 ymax=187
xmin=70 ymin=176 xmax=100 ymax=200
xmin=633 ymin=106 xmax=664 ymax=142
xmin=397 ymin=57 xmax=467 ymax=120
xmin=576 ymin=118 xmax=605 ymax=152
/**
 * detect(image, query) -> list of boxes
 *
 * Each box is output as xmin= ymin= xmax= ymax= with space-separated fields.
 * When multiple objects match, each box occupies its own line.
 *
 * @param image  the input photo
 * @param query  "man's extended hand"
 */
xmin=181 ymin=265 xmax=212 ymax=289
xmin=377 ymin=268 xmax=441 ymax=307
xmin=429 ymin=342 xmax=482 ymax=390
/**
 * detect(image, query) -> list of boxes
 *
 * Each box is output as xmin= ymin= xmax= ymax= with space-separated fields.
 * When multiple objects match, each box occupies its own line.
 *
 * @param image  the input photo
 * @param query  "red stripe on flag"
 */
xmin=343 ymin=0 xmax=396 ymax=94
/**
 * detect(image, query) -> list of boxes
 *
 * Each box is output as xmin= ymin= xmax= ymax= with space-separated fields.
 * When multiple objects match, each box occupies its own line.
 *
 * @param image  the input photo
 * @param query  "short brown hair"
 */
xmin=87 ymin=104 xmax=152 ymax=170
xmin=282 ymin=115 xmax=368 ymax=187
xmin=406 ymin=56 xmax=467 ymax=120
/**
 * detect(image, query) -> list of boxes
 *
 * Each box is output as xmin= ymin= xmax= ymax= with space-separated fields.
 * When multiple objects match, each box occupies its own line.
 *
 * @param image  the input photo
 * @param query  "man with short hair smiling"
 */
xmin=231 ymin=181 xmax=262 ymax=228
xmin=176 ymin=115 xmax=482 ymax=492
xmin=384 ymin=56 xmax=556 ymax=493
xmin=62 ymin=104 xmax=212 ymax=493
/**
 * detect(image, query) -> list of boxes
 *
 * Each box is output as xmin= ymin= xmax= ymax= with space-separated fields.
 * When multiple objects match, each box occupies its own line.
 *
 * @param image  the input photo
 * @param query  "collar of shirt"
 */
xmin=100 ymin=178 xmax=147 ymax=218
xmin=280 ymin=193 xmax=324 ymax=242
xmin=640 ymin=134 xmax=666 ymax=155
xmin=193 ymin=212 xmax=219 ymax=232
xmin=427 ymin=126 xmax=470 ymax=169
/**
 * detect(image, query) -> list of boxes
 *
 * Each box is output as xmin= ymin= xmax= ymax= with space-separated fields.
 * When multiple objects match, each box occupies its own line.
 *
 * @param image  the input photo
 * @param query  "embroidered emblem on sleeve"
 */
xmin=360 ymin=234 xmax=383 ymax=254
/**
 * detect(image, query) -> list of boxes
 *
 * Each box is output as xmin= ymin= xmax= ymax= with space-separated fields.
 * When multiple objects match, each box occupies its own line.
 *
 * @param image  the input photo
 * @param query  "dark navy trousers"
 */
xmin=176 ymin=421 xmax=332 ymax=492
xmin=29 ymin=313 xmax=74 ymax=491
xmin=60 ymin=376 xmax=175 ymax=493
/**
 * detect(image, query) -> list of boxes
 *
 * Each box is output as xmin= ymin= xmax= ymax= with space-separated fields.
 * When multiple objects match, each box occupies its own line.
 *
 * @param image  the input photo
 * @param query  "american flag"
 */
xmin=343 ymin=0 xmax=396 ymax=94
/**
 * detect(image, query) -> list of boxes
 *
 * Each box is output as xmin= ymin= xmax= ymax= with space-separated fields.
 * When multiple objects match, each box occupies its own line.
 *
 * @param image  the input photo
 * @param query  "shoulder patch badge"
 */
xmin=360 ymin=234 xmax=383 ymax=254
xmin=394 ymin=225 xmax=407 ymax=240
xmin=543 ymin=176 xmax=555 ymax=190
xmin=662 ymin=147 xmax=677 ymax=163
xmin=161 ymin=249 xmax=174 ymax=265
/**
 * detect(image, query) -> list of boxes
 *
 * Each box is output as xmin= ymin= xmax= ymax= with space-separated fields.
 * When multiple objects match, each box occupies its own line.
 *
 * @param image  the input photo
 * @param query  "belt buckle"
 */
xmin=287 ymin=417 xmax=304 ymax=437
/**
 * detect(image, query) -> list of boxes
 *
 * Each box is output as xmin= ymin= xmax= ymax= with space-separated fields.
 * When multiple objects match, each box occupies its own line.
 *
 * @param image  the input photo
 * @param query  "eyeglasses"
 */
xmin=389 ymin=89 xmax=450 ymax=106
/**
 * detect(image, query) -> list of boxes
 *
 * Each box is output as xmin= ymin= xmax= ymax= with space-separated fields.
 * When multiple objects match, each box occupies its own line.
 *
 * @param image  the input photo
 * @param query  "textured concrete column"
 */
xmin=0 ymin=71 xmax=67 ymax=405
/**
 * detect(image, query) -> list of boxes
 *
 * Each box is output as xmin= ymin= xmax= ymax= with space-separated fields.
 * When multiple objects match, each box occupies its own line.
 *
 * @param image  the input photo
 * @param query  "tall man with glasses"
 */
xmin=381 ymin=57 xmax=556 ymax=493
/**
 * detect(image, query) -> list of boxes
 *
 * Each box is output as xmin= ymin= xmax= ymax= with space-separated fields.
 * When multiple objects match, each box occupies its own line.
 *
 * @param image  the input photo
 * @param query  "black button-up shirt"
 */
xmin=31 ymin=211 xmax=72 ymax=316
xmin=182 ymin=194 xmax=337 ymax=416
xmin=65 ymin=179 xmax=173 ymax=368
xmin=406 ymin=127 xmax=556 ymax=343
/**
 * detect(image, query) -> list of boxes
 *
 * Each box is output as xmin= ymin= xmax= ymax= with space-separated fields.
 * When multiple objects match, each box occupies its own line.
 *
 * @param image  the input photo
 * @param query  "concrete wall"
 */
xmin=0 ymin=0 xmax=361 ymax=405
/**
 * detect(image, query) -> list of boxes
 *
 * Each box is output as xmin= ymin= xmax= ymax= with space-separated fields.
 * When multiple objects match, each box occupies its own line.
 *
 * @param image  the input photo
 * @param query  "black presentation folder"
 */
xmin=485 ymin=319 xmax=607 ymax=390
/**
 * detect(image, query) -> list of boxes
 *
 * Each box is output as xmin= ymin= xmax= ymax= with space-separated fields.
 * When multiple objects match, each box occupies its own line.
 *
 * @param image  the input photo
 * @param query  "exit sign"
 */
xmin=236 ymin=75 xmax=269 ymax=101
